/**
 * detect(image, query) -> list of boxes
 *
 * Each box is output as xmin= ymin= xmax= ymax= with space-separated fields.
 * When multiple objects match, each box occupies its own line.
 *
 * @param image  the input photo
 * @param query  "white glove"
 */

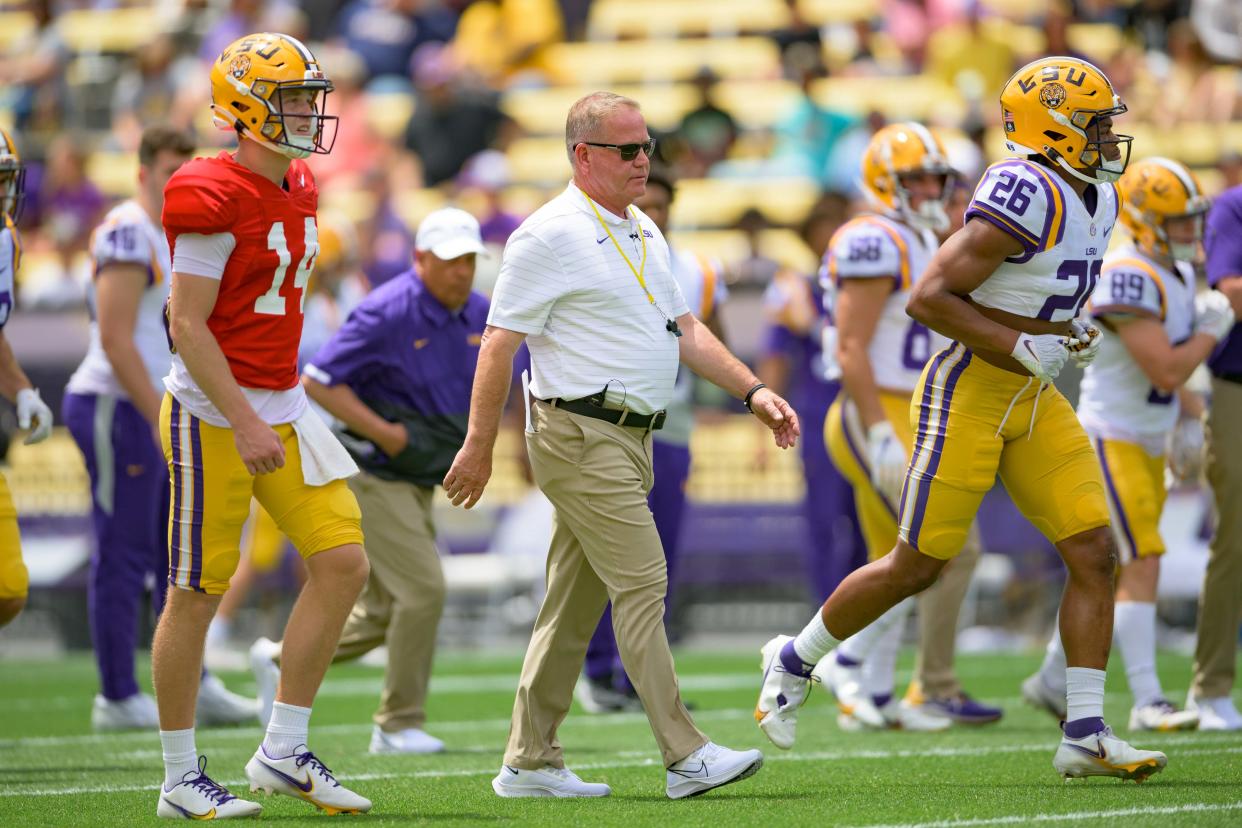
xmin=16 ymin=387 xmax=53 ymax=444
xmin=1194 ymin=290 xmax=1236 ymax=341
xmin=866 ymin=420 xmax=908 ymax=508
xmin=1067 ymin=318 xmax=1102 ymax=368
xmin=1010 ymin=332 xmax=1071 ymax=384
xmin=1167 ymin=416 xmax=1205 ymax=482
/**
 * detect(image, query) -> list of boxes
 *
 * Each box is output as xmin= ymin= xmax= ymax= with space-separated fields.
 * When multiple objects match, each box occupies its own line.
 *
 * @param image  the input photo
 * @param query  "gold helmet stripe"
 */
xmin=279 ymin=33 xmax=317 ymax=65
xmin=907 ymin=122 xmax=941 ymax=163
xmin=1146 ymin=156 xmax=1198 ymax=201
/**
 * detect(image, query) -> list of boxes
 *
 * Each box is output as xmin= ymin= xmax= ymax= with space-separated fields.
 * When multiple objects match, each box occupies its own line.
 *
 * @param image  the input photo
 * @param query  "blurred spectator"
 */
xmin=305 ymin=47 xmax=389 ymax=186
xmin=23 ymin=135 xmax=106 ymax=307
xmin=1043 ymin=3 xmax=1091 ymax=64
xmin=824 ymin=110 xmax=885 ymax=196
xmin=1192 ymin=0 xmax=1242 ymax=62
xmin=729 ymin=208 xmax=781 ymax=288
xmin=1127 ymin=0 xmax=1191 ymax=55
xmin=333 ymin=0 xmax=459 ymax=83
xmin=1159 ymin=21 xmax=1238 ymax=125
xmin=111 ymin=34 xmax=199 ymax=153
xmin=770 ymin=0 xmax=825 ymax=80
xmin=452 ymin=0 xmax=564 ymax=87
xmin=457 ymin=150 xmax=522 ymax=246
xmin=198 ymin=0 xmax=266 ymax=65
xmin=771 ymin=68 xmax=860 ymax=185
xmin=1221 ymin=151 xmax=1242 ymax=191
xmin=675 ymin=68 xmax=739 ymax=178
xmin=926 ymin=3 xmax=1016 ymax=102
xmin=300 ymin=210 xmax=370 ymax=373
xmin=356 ymin=168 xmax=414 ymax=288
xmin=403 ymin=44 xmax=517 ymax=186
xmin=0 ymin=0 xmax=70 ymax=134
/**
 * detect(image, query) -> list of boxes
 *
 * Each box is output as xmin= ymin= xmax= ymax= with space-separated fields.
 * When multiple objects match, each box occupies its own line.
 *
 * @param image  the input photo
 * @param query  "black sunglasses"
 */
xmin=579 ymin=138 xmax=656 ymax=161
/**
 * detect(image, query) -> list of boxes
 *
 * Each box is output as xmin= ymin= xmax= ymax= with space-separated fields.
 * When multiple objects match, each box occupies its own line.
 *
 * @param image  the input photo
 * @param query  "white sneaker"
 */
xmin=1128 ymin=700 xmax=1198 ymax=732
xmin=245 ymin=745 xmax=372 ymax=815
xmin=248 ymin=637 xmax=281 ymax=729
xmin=666 ymin=741 xmax=764 ymax=800
xmin=755 ymin=635 xmax=813 ymax=750
xmin=574 ymin=674 xmax=642 ymax=714
xmin=369 ymin=725 xmax=445 ymax=754
xmin=1188 ymin=695 xmax=1242 ymax=731
xmin=197 ymin=674 xmax=258 ymax=727
xmin=157 ymin=756 xmax=262 ymax=819
xmin=891 ymin=698 xmax=952 ymax=732
xmin=815 ymin=654 xmax=887 ymax=729
xmin=92 ymin=692 xmax=160 ymax=731
xmin=1021 ymin=672 xmax=1066 ymax=720
xmin=491 ymin=765 xmax=611 ymax=798
xmin=1053 ymin=724 xmax=1167 ymax=782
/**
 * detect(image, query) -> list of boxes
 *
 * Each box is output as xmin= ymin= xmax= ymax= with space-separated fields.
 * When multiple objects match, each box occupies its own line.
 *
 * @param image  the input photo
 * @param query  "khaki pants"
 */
xmin=1192 ymin=377 xmax=1242 ymax=699
xmin=332 ymin=472 xmax=445 ymax=732
xmin=504 ymin=401 xmax=707 ymax=769
xmin=914 ymin=524 xmax=982 ymax=698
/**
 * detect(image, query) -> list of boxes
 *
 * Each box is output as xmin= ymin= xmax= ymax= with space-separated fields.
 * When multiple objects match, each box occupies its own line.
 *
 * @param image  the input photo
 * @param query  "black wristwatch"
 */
xmin=743 ymin=383 xmax=767 ymax=412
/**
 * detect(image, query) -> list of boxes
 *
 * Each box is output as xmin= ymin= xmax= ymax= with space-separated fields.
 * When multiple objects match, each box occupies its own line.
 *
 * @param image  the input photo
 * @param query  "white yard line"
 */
xmin=5 ymin=739 xmax=1242 ymax=798
xmin=849 ymin=800 xmax=1242 ymax=828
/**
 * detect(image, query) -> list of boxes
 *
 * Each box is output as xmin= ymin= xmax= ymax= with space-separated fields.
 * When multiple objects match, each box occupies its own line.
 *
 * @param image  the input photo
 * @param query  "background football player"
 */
xmin=813 ymin=122 xmax=997 ymax=731
xmin=0 ymin=127 xmax=53 ymax=630
xmin=151 ymin=33 xmax=371 ymax=819
xmin=757 ymin=57 xmax=1169 ymax=782
xmin=1023 ymin=157 xmax=1234 ymax=731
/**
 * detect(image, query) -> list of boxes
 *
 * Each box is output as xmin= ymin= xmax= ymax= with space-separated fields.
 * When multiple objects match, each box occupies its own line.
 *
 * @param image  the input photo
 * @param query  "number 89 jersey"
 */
xmin=966 ymin=158 xmax=1119 ymax=322
xmin=820 ymin=214 xmax=947 ymax=392
xmin=162 ymin=152 xmax=319 ymax=391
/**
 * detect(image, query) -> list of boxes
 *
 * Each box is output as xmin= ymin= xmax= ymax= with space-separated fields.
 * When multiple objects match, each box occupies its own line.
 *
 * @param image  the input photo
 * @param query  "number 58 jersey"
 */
xmin=820 ymin=214 xmax=947 ymax=392
xmin=966 ymin=158 xmax=1120 ymax=323
xmin=162 ymin=152 xmax=319 ymax=392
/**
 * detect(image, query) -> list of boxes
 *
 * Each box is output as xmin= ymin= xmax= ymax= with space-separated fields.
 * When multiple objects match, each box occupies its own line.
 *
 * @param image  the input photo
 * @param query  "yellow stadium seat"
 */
xmin=588 ymin=0 xmax=791 ymax=40
xmin=544 ymin=37 xmax=782 ymax=86
xmin=799 ymin=0 xmax=880 ymax=25
xmin=671 ymin=177 xmax=820 ymax=229
xmin=672 ymin=227 xmax=816 ymax=273
xmin=811 ymin=74 xmax=966 ymax=121
xmin=57 ymin=8 xmax=155 ymax=54
xmin=0 ymin=11 xmax=34 ymax=51
xmin=1067 ymin=23 xmax=1126 ymax=63
xmin=712 ymin=80 xmax=801 ymax=130
xmin=365 ymin=91 xmax=415 ymax=142
xmin=502 ymin=84 xmax=697 ymax=135
xmin=505 ymin=136 xmax=574 ymax=185
xmin=87 ymin=151 xmax=138 ymax=199
xmin=392 ymin=188 xmax=449 ymax=230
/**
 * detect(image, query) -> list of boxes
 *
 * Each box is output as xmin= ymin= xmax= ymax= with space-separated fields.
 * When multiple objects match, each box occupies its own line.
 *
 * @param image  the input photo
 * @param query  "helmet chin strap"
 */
xmin=1052 ymin=154 xmax=1121 ymax=185
xmin=896 ymin=187 xmax=950 ymax=233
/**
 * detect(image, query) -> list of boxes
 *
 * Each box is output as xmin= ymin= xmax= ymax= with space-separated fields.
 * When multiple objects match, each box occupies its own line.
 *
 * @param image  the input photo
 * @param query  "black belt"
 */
xmin=540 ymin=396 xmax=666 ymax=430
xmin=1216 ymin=372 xmax=1242 ymax=386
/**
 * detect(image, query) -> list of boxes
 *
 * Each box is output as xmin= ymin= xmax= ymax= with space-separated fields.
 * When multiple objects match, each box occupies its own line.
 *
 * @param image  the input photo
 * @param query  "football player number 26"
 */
xmin=254 ymin=218 xmax=318 ymax=316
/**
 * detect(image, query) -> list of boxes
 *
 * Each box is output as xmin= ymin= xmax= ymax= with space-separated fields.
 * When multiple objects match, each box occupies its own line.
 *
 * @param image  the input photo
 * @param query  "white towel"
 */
xmin=292 ymin=407 xmax=359 ymax=486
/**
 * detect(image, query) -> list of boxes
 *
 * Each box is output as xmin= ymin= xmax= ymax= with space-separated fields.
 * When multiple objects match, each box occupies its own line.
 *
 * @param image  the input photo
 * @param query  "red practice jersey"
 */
xmin=163 ymin=152 xmax=319 ymax=390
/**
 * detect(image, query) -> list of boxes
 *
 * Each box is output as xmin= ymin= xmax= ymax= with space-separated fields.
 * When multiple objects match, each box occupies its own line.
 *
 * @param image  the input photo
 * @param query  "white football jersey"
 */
xmin=67 ymin=200 xmax=174 ymax=399
xmin=820 ymin=214 xmax=947 ymax=393
xmin=0 ymin=214 xmax=18 ymax=331
xmin=1078 ymin=245 xmax=1196 ymax=452
xmin=658 ymin=247 xmax=727 ymax=447
xmin=967 ymin=159 xmax=1120 ymax=323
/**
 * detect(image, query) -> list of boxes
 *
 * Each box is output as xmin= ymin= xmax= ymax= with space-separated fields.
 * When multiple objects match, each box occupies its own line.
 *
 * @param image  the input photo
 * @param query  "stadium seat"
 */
xmin=799 ymin=0 xmax=880 ymax=25
xmin=57 ymin=8 xmax=154 ymax=54
xmin=588 ymin=0 xmax=791 ymax=40
xmin=671 ymin=177 xmax=821 ymax=229
xmin=543 ymin=37 xmax=783 ymax=86
xmin=672 ymin=228 xmax=817 ymax=273
xmin=811 ymin=74 xmax=966 ymax=121
xmin=86 ymin=151 xmax=138 ymax=198
xmin=502 ymin=84 xmax=697 ymax=135
xmin=0 ymin=11 xmax=34 ymax=51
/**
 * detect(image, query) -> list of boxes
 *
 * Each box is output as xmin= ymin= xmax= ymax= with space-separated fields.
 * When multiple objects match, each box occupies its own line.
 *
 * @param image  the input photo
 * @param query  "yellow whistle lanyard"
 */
xmin=585 ymin=194 xmax=654 ymax=306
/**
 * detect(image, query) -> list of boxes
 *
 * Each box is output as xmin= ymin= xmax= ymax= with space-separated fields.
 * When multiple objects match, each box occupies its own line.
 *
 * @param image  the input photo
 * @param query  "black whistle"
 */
xmin=666 ymin=318 xmax=682 ymax=337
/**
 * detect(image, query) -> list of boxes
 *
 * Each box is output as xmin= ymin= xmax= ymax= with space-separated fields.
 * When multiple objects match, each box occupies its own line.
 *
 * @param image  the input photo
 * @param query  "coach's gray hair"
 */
xmin=565 ymin=91 xmax=641 ymax=166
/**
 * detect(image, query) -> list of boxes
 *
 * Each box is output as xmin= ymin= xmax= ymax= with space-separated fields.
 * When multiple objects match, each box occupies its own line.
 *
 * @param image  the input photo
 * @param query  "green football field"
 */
xmin=1 ymin=648 xmax=1240 ymax=826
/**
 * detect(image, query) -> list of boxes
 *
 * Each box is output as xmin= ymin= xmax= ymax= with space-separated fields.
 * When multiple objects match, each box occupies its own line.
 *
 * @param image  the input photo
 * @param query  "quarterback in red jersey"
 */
xmin=152 ymin=32 xmax=371 ymax=819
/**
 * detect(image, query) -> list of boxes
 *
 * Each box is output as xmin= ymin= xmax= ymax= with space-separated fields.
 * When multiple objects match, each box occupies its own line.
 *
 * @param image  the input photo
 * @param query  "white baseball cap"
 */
xmin=415 ymin=207 xmax=487 ymax=260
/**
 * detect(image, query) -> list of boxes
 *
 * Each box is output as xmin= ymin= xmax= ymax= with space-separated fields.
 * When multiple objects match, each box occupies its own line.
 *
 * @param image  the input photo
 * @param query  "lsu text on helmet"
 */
xmin=1000 ymin=56 xmax=1131 ymax=185
xmin=1118 ymin=157 xmax=1210 ymax=263
xmin=210 ymin=32 xmax=336 ymax=160
xmin=0 ymin=128 xmax=26 ymax=223
xmin=861 ymin=122 xmax=955 ymax=233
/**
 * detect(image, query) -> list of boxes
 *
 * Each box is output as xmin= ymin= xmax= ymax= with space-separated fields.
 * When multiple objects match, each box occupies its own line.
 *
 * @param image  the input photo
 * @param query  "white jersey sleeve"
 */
xmin=1090 ymin=256 xmax=1167 ymax=320
xmin=826 ymin=217 xmax=908 ymax=285
xmin=966 ymin=160 xmax=1068 ymax=261
xmin=92 ymin=211 xmax=155 ymax=272
xmin=0 ymin=218 xmax=18 ymax=330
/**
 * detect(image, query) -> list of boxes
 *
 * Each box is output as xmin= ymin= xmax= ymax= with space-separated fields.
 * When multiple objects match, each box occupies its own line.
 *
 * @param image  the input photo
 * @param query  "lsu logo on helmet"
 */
xmin=209 ymin=32 xmax=336 ymax=160
xmin=860 ymin=122 xmax=955 ymax=233
xmin=1117 ymin=157 xmax=1210 ymax=262
xmin=1000 ymin=56 xmax=1131 ymax=185
xmin=0 ymin=128 xmax=26 ymax=222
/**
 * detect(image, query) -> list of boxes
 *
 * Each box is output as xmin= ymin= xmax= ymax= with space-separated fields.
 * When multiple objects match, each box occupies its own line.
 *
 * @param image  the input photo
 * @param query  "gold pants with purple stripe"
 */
xmin=159 ymin=394 xmax=364 ymax=594
xmin=897 ymin=343 xmax=1110 ymax=559
xmin=0 ymin=472 xmax=27 ymax=599
xmin=1091 ymin=436 xmax=1166 ymax=564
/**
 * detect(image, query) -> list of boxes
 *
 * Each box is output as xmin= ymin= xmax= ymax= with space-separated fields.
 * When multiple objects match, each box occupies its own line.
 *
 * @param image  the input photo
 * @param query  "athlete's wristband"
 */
xmin=743 ymin=383 xmax=767 ymax=412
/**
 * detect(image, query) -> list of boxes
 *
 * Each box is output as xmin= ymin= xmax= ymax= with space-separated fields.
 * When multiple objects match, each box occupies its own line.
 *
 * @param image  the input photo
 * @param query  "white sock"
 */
xmin=1039 ymin=628 xmax=1067 ymax=693
xmin=262 ymin=701 xmax=311 ymax=758
xmin=1065 ymin=666 xmax=1106 ymax=723
xmin=160 ymin=728 xmax=199 ymax=789
xmin=858 ymin=599 xmax=913 ymax=699
xmin=1114 ymin=601 xmax=1163 ymax=709
xmin=792 ymin=609 xmax=838 ymax=666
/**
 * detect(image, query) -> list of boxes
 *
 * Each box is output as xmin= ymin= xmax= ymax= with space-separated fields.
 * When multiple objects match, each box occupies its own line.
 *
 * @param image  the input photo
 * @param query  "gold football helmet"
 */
xmin=0 ymin=128 xmax=26 ymax=222
xmin=1000 ymin=56 xmax=1131 ymax=184
xmin=860 ymin=122 xmax=954 ymax=232
xmin=1118 ymin=157 xmax=1209 ymax=262
xmin=210 ymin=32 xmax=336 ymax=160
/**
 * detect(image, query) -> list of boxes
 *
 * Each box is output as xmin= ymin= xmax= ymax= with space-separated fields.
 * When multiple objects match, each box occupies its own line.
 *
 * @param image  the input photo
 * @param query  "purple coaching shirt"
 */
xmin=307 ymin=267 xmax=489 ymax=486
xmin=1204 ymin=185 xmax=1242 ymax=377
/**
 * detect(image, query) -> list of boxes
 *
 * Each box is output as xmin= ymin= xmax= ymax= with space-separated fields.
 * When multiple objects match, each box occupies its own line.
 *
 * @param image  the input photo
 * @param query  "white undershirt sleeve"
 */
xmin=172 ymin=232 xmax=237 ymax=280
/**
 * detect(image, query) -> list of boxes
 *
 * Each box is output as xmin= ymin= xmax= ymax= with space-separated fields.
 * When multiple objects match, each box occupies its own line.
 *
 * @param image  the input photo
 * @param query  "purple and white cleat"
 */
xmin=245 ymin=745 xmax=371 ymax=815
xmin=754 ymin=635 xmax=813 ymax=750
xmin=156 ymin=756 xmax=262 ymax=819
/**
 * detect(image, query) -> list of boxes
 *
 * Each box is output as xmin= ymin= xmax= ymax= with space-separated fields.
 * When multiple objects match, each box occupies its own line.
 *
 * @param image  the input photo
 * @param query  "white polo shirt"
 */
xmin=489 ymin=181 xmax=689 ymax=414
